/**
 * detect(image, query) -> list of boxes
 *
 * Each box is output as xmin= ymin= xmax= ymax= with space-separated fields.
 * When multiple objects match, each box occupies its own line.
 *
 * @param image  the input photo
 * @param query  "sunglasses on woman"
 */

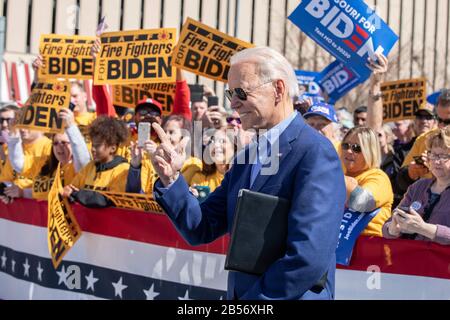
xmin=226 ymin=117 xmax=241 ymax=124
xmin=341 ymin=142 xmax=362 ymax=154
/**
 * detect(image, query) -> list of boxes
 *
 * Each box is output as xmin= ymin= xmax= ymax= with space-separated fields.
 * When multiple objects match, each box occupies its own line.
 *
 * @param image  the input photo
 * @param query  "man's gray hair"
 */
xmin=230 ymin=47 xmax=299 ymax=99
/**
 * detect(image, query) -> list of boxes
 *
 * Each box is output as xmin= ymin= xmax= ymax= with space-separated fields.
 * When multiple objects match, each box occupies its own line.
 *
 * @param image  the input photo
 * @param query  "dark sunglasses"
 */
xmin=226 ymin=117 xmax=241 ymax=124
xmin=53 ymin=141 xmax=70 ymax=147
xmin=437 ymin=117 xmax=450 ymax=126
xmin=342 ymin=142 xmax=362 ymax=154
xmin=137 ymin=110 xmax=161 ymax=117
xmin=225 ymin=81 xmax=272 ymax=101
xmin=0 ymin=117 xmax=14 ymax=124
xmin=416 ymin=114 xmax=435 ymax=121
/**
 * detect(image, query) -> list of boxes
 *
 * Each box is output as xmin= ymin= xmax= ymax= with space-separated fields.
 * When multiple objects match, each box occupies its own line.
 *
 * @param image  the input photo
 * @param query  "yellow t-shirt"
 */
xmin=190 ymin=170 xmax=224 ymax=193
xmin=32 ymin=163 xmax=76 ymax=201
xmin=21 ymin=136 xmax=54 ymax=178
xmin=0 ymin=136 xmax=52 ymax=189
xmin=70 ymin=158 xmax=130 ymax=193
xmin=354 ymin=168 xmax=393 ymax=237
xmin=402 ymin=129 xmax=438 ymax=167
xmin=181 ymin=157 xmax=203 ymax=186
xmin=75 ymin=112 xmax=96 ymax=127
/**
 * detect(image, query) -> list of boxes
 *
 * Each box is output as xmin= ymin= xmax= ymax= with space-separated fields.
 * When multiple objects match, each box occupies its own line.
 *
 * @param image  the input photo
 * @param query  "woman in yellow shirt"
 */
xmin=340 ymin=127 xmax=393 ymax=237
xmin=190 ymin=128 xmax=236 ymax=194
xmin=63 ymin=116 xmax=130 ymax=202
xmin=0 ymin=109 xmax=91 ymax=202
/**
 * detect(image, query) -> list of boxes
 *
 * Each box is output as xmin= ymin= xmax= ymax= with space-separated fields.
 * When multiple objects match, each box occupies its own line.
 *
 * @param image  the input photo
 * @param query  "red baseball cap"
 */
xmin=135 ymin=98 xmax=163 ymax=115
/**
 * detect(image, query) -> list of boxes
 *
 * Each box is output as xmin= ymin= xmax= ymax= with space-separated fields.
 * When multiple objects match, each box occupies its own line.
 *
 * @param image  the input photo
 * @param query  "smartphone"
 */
xmin=208 ymin=96 xmax=219 ymax=108
xmin=138 ymin=122 xmax=151 ymax=147
xmin=413 ymin=156 xmax=425 ymax=166
xmin=194 ymin=186 xmax=211 ymax=204
xmin=69 ymin=102 xmax=76 ymax=112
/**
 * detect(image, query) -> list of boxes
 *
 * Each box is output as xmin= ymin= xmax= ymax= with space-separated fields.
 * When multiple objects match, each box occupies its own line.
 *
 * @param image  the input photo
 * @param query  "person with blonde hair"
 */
xmin=383 ymin=127 xmax=450 ymax=244
xmin=341 ymin=126 xmax=393 ymax=236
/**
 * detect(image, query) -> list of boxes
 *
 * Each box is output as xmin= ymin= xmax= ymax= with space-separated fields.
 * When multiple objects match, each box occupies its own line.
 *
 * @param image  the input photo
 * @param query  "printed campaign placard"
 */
xmin=172 ymin=18 xmax=254 ymax=82
xmin=94 ymin=28 xmax=176 ymax=85
xmin=336 ymin=208 xmax=379 ymax=266
xmin=381 ymin=78 xmax=427 ymax=123
xmin=48 ymin=164 xmax=82 ymax=269
xmin=16 ymin=80 xmax=71 ymax=134
xmin=39 ymin=34 xmax=96 ymax=80
xmin=315 ymin=60 xmax=362 ymax=103
xmin=113 ymin=83 xmax=176 ymax=116
xmin=99 ymin=191 xmax=164 ymax=214
xmin=295 ymin=70 xmax=322 ymax=97
xmin=289 ymin=0 xmax=399 ymax=81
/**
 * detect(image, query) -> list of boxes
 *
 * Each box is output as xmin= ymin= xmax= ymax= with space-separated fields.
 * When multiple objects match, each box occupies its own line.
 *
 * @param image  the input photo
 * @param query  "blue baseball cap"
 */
xmin=303 ymin=102 xmax=338 ymax=123
xmin=427 ymin=91 xmax=441 ymax=106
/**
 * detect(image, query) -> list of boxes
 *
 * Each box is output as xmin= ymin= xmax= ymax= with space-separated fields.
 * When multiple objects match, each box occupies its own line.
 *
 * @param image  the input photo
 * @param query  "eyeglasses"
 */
xmin=226 ymin=117 xmax=241 ymax=125
xmin=416 ymin=114 xmax=435 ymax=121
xmin=225 ymin=81 xmax=272 ymax=101
xmin=342 ymin=142 xmax=362 ymax=154
xmin=53 ymin=141 xmax=70 ymax=147
xmin=437 ymin=117 xmax=450 ymax=126
xmin=0 ymin=117 xmax=14 ymax=124
xmin=137 ymin=110 xmax=161 ymax=118
xmin=428 ymin=153 xmax=450 ymax=162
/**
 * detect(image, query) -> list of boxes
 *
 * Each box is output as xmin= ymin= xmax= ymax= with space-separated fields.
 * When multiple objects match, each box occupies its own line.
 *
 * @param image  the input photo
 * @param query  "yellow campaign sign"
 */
xmin=382 ymin=78 xmax=427 ymax=123
xmin=48 ymin=164 xmax=82 ymax=269
xmin=100 ymin=191 xmax=165 ymax=214
xmin=173 ymin=17 xmax=254 ymax=82
xmin=113 ymin=83 xmax=176 ymax=115
xmin=94 ymin=28 xmax=176 ymax=85
xmin=16 ymin=80 xmax=71 ymax=134
xmin=39 ymin=34 xmax=96 ymax=80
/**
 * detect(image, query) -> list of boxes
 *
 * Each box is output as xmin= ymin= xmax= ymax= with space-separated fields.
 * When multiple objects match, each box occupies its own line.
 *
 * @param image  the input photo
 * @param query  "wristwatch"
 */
xmin=369 ymin=91 xmax=383 ymax=101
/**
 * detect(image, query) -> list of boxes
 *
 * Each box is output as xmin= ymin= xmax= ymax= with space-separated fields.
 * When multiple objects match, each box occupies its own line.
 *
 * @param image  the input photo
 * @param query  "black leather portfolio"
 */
xmin=225 ymin=189 xmax=290 ymax=275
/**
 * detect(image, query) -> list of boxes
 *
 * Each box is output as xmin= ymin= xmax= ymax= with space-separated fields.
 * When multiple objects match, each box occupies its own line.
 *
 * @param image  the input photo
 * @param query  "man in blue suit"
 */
xmin=150 ymin=47 xmax=346 ymax=300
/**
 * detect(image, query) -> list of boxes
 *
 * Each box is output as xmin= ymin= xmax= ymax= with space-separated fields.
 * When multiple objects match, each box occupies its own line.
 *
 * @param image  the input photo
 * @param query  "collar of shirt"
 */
xmin=250 ymin=111 xmax=298 ymax=161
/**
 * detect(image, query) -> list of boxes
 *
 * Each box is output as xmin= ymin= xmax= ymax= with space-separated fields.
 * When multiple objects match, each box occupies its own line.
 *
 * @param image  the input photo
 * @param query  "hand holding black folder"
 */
xmin=225 ymin=189 xmax=290 ymax=275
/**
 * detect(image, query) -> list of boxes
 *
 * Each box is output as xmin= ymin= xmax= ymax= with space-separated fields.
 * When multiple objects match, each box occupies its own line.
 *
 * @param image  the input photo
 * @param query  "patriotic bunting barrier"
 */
xmin=1 ymin=199 xmax=450 ymax=300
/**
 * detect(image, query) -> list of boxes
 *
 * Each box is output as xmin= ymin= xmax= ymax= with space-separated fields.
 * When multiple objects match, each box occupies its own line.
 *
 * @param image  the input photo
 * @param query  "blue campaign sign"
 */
xmin=295 ymin=70 xmax=322 ymax=96
xmin=315 ymin=60 xmax=362 ymax=103
xmin=289 ymin=0 xmax=399 ymax=81
xmin=335 ymin=208 xmax=380 ymax=266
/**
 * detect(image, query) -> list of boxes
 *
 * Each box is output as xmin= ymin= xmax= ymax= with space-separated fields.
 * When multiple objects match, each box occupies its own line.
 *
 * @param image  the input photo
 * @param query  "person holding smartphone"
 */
xmin=383 ymin=127 xmax=450 ymax=245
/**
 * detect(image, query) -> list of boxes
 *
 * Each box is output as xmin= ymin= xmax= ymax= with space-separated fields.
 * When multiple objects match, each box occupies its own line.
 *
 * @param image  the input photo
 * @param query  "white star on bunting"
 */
xmin=143 ymin=284 xmax=160 ymax=300
xmin=112 ymin=277 xmax=128 ymax=299
xmin=23 ymin=259 xmax=30 ymax=277
xmin=85 ymin=270 xmax=99 ymax=292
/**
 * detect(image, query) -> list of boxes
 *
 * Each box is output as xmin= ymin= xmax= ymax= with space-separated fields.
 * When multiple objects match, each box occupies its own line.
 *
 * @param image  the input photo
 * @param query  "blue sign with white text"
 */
xmin=295 ymin=70 xmax=322 ymax=95
xmin=336 ymin=208 xmax=380 ymax=266
xmin=289 ymin=0 xmax=399 ymax=81
xmin=315 ymin=60 xmax=362 ymax=103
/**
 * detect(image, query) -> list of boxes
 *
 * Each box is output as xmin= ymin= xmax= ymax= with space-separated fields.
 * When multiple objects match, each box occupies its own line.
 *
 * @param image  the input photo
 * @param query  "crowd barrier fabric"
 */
xmin=1 ymin=199 xmax=450 ymax=300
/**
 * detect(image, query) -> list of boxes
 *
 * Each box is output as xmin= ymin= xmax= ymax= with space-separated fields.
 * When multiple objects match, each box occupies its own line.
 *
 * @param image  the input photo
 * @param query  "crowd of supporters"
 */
xmin=0 ymin=45 xmax=449 ymax=248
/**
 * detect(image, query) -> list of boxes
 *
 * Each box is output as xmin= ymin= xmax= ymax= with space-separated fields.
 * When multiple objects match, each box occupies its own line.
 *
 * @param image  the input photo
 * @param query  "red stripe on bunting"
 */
xmin=0 ymin=199 xmax=228 ymax=255
xmin=1 ymin=199 xmax=450 ymax=281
